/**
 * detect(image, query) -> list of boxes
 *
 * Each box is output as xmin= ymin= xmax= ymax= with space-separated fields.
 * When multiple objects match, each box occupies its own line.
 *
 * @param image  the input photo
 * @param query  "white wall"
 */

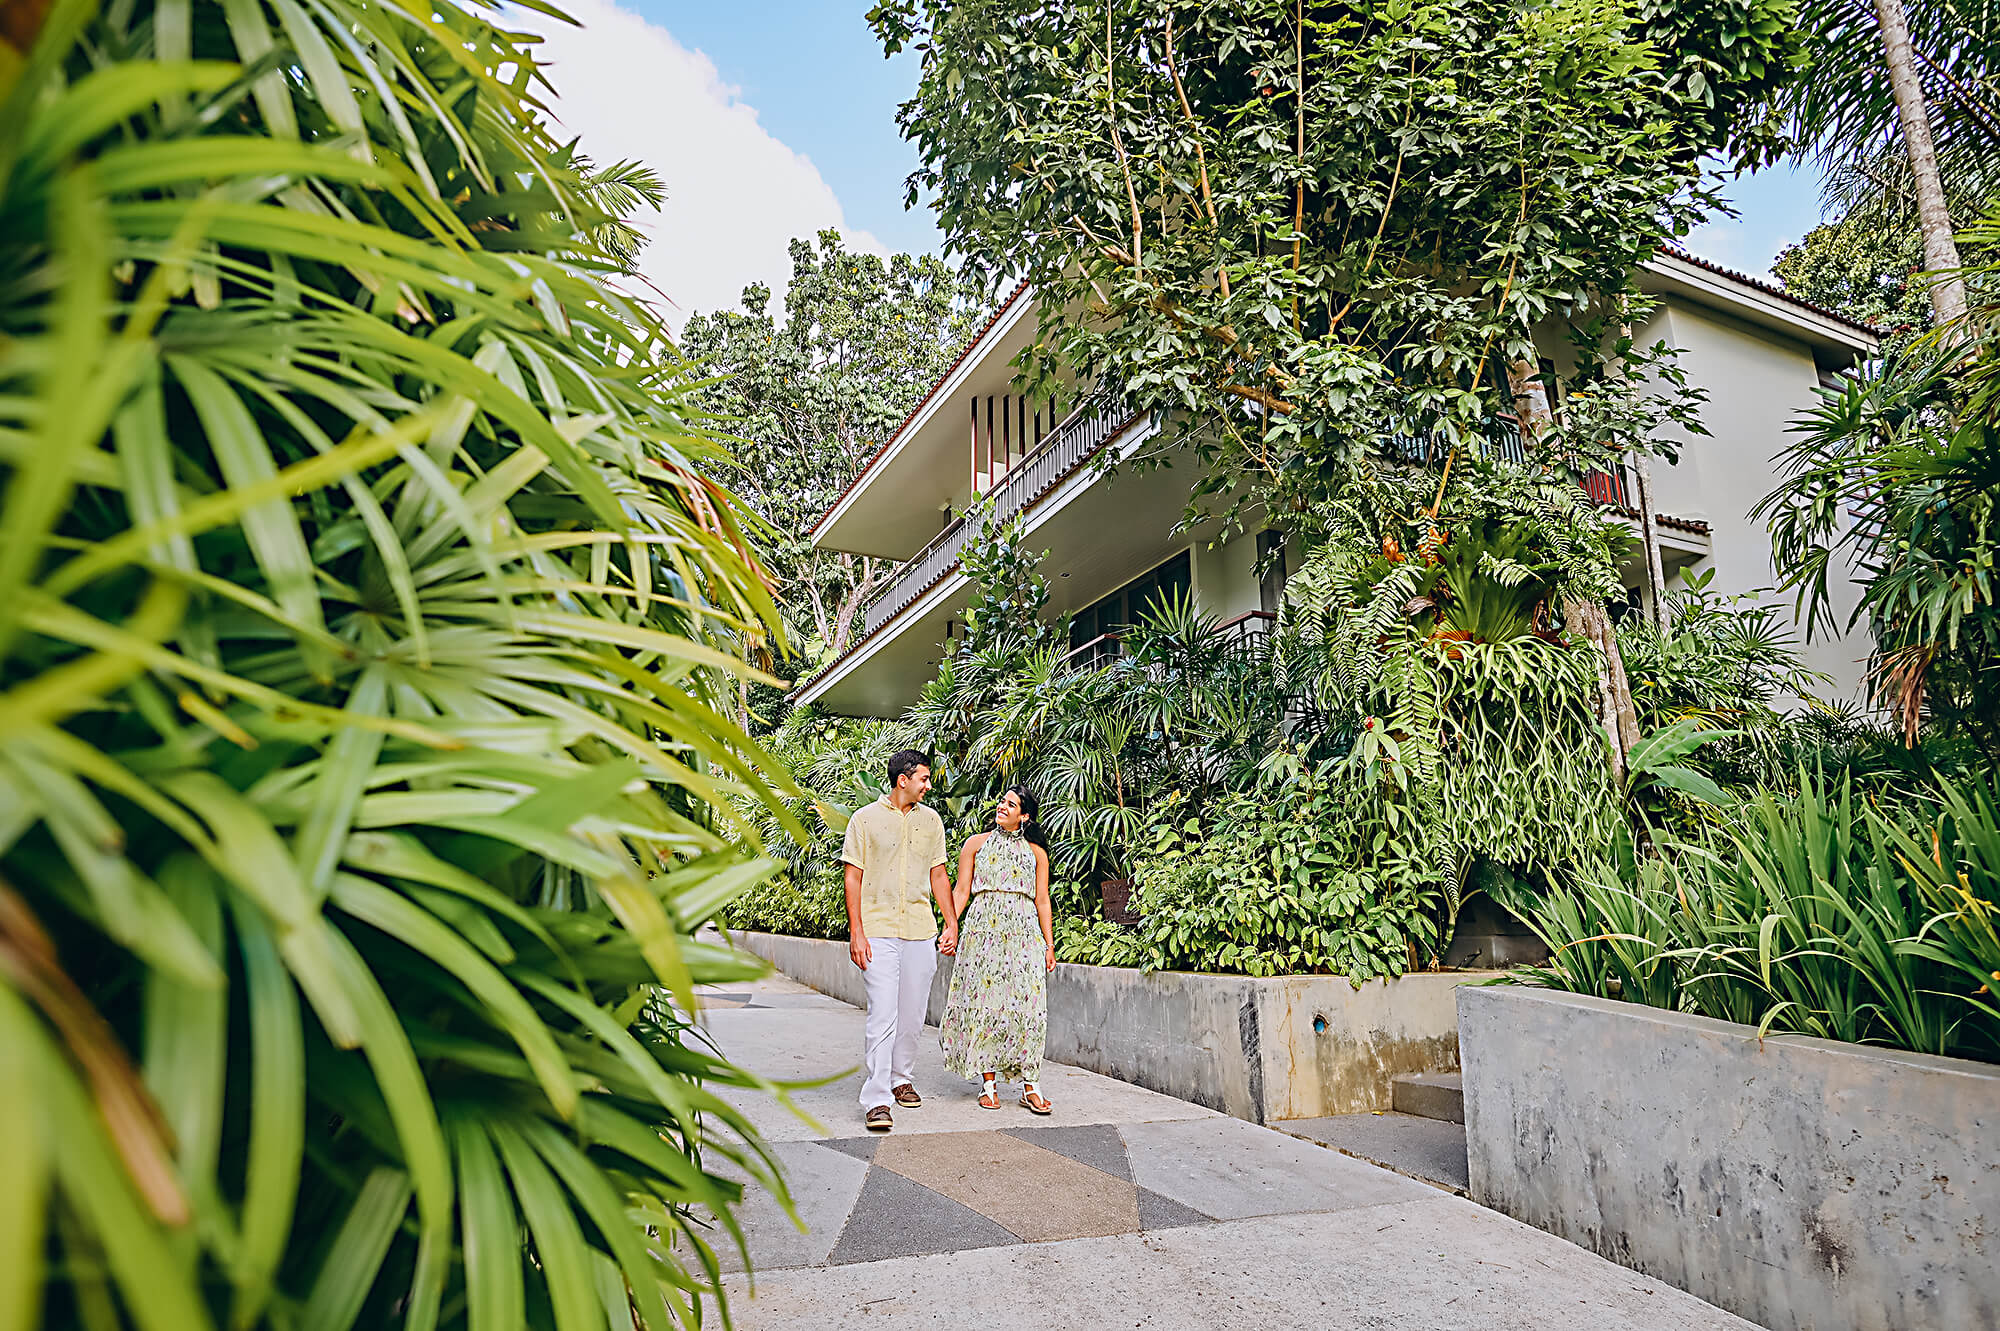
xmin=1193 ymin=529 xmax=1266 ymax=622
xmin=1648 ymin=302 xmax=1872 ymax=705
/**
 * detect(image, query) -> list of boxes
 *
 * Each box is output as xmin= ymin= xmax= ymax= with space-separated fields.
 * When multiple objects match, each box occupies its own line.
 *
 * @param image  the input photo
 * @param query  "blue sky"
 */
xmin=637 ymin=2 xmax=944 ymax=259
xmin=524 ymin=2 xmax=1830 ymax=322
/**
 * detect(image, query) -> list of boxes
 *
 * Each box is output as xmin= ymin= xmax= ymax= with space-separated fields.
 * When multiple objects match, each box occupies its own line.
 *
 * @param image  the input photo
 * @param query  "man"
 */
xmin=841 ymin=748 xmax=959 ymax=1132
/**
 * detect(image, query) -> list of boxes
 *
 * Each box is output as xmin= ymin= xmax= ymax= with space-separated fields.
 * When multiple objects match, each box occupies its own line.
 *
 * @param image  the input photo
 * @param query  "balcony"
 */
xmin=1382 ymin=413 xmax=1636 ymax=509
xmin=859 ymin=398 xmax=1146 ymax=639
xmin=1063 ymin=609 xmax=1276 ymax=672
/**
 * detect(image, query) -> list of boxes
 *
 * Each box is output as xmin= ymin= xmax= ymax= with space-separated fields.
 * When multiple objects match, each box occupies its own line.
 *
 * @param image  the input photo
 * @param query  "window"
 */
xmin=1068 ymin=551 xmax=1192 ymax=654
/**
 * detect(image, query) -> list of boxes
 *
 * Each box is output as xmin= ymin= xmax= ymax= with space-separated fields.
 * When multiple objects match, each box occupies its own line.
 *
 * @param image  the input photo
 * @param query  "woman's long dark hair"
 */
xmin=1003 ymin=785 xmax=1050 ymax=850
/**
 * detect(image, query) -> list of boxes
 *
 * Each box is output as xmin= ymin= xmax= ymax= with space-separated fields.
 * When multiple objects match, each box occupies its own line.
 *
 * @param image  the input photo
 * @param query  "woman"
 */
xmin=939 ymin=785 xmax=1057 ymax=1114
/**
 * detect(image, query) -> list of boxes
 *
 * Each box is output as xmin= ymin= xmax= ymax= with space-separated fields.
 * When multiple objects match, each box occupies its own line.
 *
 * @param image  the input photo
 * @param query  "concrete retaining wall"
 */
xmin=731 ymin=931 xmax=1491 ymax=1122
xmin=1458 ymin=984 xmax=2000 ymax=1331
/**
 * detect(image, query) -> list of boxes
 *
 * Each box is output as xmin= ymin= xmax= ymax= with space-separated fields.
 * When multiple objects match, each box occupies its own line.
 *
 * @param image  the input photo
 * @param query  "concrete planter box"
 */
xmin=731 ymin=930 xmax=1493 ymax=1122
xmin=1458 ymin=985 xmax=2000 ymax=1331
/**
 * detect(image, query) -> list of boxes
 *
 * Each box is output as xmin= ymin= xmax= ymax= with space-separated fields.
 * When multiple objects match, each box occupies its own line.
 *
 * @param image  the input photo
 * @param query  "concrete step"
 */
xmin=1280 ymin=1112 xmax=1469 ymax=1195
xmin=1391 ymin=1071 xmax=1464 ymax=1123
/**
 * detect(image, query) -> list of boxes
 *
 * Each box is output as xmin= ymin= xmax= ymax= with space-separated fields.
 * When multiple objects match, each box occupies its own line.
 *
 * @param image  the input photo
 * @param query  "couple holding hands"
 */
xmin=840 ymin=749 xmax=1055 ymax=1132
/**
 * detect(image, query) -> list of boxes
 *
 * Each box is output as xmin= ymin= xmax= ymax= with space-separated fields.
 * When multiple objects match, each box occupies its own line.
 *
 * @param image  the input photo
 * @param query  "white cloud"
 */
xmin=510 ymin=0 xmax=883 ymax=329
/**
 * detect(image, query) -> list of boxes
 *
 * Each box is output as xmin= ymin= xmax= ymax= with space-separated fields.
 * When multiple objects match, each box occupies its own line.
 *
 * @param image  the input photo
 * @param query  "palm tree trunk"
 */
xmin=1873 ymin=0 xmax=1969 ymax=325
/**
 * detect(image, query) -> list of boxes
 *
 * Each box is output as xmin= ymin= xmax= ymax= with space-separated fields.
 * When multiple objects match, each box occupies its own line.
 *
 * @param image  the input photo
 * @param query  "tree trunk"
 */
xmin=1633 ymin=451 xmax=1668 ymax=629
xmin=1510 ymin=355 xmax=1641 ymax=780
xmin=1873 ymin=0 xmax=1968 ymax=326
xmin=1616 ymin=310 xmax=1668 ymax=629
xmin=1563 ymin=597 xmax=1641 ymax=786
xmin=827 ymin=557 xmax=881 ymax=660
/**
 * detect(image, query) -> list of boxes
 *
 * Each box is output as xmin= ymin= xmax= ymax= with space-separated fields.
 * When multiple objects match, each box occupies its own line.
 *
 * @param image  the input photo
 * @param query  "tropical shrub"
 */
xmin=2 ymin=2 xmax=803 ymax=1327
xmin=1116 ymin=767 xmax=1440 ymax=981
xmin=722 ymin=705 xmax=893 ymax=940
xmin=1518 ymin=774 xmax=2000 ymax=1062
xmin=718 ymin=868 xmax=848 ymax=941
xmin=1760 ymin=232 xmax=2000 ymax=752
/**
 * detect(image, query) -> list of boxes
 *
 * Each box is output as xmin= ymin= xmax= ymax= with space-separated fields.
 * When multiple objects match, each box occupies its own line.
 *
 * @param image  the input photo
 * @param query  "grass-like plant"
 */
xmin=1520 ymin=774 xmax=2000 ymax=1062
xmin=1 ymin=2 xmax=807 ymax=1327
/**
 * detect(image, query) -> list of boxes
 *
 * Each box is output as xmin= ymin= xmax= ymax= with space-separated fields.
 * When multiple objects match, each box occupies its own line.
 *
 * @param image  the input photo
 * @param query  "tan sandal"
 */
xmin=1020 ymin=1082 xmax=1052 ymax=1115
xmin=977 ymin=1076 xmax=1000 ymax=1110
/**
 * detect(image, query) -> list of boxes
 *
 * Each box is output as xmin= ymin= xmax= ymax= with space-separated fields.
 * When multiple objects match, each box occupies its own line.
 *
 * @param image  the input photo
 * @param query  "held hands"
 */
xmin=849 ymin=933 xmax=872 ymax=971
xmin=938 ymin=922 xmax=959 ymax=956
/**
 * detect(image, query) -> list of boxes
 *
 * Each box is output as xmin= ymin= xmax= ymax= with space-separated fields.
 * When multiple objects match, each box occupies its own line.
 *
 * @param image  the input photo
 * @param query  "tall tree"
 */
xmin=682 ymin=232 xmax=987 ymax=663
xmin=1871 ymin=0 xmax=1967 ymax=322
xmin=1775 ymin=208 xmax=1934 ymax=355
xmin=1784 ymin=0 xmax=2000 ymax=324
xmin=868 ymin=0 xmax=1793 ymax=518
xmin=869 ymin=0 xmax=1792 ymax=769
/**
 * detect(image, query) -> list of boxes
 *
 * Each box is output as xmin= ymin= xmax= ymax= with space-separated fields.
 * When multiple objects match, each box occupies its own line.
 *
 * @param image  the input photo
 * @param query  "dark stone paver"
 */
xmin=820 ymin=1135 xmax=881 ymax=1163
xmin=1136 ymin=1187 xmax=1210 ymax=1231
xmin=826 ymin=1165 xmax=1020 ymax=1265
xmin=1002 ymin=1122 xmax=1132 ymax=1182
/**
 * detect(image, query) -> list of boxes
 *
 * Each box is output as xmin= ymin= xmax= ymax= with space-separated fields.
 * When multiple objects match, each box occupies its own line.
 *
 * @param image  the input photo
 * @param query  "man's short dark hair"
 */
xmin=886 ymin=749 xmax=932 ymax=787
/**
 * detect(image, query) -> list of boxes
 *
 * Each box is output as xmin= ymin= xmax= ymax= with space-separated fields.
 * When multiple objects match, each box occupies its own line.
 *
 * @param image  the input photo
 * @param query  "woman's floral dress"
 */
xmin=940 ymin=828 xmax=1046 ymax=1083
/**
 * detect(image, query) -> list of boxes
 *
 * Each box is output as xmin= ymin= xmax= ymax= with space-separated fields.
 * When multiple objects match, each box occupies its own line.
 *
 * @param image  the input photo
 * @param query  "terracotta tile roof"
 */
xmin=1654 ymin=245 xmax=1879 ymax=341
xmin=808 ymin=280 xmax=1032 ymax=541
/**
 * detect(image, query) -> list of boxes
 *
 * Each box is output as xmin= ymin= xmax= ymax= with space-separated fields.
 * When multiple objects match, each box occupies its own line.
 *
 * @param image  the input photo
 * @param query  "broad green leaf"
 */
xmin=490 ymin=1120 xmax=599 ymax=1331
xmin=300 ymin=1168 xmax=412 ymax=1331
xmin=0 ymin=987 xmax=48 ymax=1331
xmin=225 ymin=897 xmax=305 ymax=1330
xmin=452 ymin=1119 xmax=525 ymax=1331
xmin=328 ymin=871 xmax=579 ymax=1119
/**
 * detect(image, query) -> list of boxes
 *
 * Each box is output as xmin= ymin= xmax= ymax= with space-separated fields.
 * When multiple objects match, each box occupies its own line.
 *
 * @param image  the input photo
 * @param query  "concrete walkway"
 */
xmin=700 ymin=974 xmax=1760 ymax=1331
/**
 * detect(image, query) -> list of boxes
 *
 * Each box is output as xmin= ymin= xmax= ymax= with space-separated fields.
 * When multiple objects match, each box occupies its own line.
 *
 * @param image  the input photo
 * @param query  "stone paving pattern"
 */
xmin=699 ymin=974 xmax=1762 ymax=1330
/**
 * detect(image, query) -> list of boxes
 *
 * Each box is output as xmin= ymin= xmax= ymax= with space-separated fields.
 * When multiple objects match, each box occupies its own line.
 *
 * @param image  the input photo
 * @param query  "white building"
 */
xmin=796 ymin=249 xmax=1878 ymax=717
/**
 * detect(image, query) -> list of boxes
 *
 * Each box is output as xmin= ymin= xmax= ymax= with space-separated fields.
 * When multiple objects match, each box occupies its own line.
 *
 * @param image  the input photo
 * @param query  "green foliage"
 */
xmin=724 ymin=705 xmax=894 ymax=941
xmin=1108 ymin=774 xmax=1438 ymax=982
xmin=956 ymin=506 xmax=1057 ymax=655
xmin=1774 ymin=212 xmax=1933 ymax=357
xmin=869 ymin=0 xmax=1794 ymax=524
xmin=681 ymin=232 xmax=988 ymax=662
xmin=0 ymin=2 xmax=803 ymax=1327
xmin=1519 ymin=774 xmax=2000 ymax=1062
xmin=1053 ymin=915 xmax=1150 ymax=969
xmin=718 ymin=869 xmax=848 ymax=941
xmin=1616 ymin=567 xmax=1834 ymax=801
xmin=1758 ymin=271 xmax=2000 ymax=750
xmin=1781 ymin=0 xmax=2000 ymax=223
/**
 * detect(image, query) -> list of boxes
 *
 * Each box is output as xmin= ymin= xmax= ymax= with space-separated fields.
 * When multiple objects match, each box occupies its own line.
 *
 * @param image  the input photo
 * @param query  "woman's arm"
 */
xmin=952 ymin=834 xmax=983 ymax=919
xmin=1034 ymin=845 xmax=1055 ymax=972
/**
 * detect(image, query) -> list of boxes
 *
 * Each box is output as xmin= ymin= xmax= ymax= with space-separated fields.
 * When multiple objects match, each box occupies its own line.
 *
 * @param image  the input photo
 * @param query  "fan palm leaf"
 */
xmin=2 ymin=2 xmax=806 ymax=1329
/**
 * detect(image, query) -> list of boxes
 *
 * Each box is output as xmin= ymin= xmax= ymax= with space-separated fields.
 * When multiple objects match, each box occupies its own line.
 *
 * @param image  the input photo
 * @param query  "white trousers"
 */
xmin=859 ymin=936 xmax=938 ymax=1111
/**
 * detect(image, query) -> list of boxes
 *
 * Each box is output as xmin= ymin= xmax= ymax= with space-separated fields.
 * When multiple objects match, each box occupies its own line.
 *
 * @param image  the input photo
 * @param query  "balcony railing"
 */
xmin=860 ymin=397 xmax=1144 ymax=639
xmin=1061 ymin=610 xmax=1276 ymax=675
xmin=1382 ymin=414 xmax=1633 ymax=509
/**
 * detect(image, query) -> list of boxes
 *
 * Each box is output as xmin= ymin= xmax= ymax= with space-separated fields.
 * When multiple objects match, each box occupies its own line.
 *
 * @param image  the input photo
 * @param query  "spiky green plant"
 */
xmin=1519 ymin=774 xmax=2000 ymax=1062
xmin=1 ymin=2 xmax=807 ymax=1327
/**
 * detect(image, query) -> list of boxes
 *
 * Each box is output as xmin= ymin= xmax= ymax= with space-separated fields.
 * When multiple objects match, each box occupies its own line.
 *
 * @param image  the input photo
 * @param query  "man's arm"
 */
xmin=844 ymin=863 xmax=871 ymax=970
xmin=931 ymin=862 xmax=958 ymax=955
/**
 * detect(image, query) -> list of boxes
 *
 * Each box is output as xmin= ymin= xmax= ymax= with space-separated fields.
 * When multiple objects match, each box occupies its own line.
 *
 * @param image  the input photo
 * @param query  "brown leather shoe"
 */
xmin=892 ymin=1083 xmax=922 ymax=1108
xmin=865 ymin=1105 xmax=893 ymax=1132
